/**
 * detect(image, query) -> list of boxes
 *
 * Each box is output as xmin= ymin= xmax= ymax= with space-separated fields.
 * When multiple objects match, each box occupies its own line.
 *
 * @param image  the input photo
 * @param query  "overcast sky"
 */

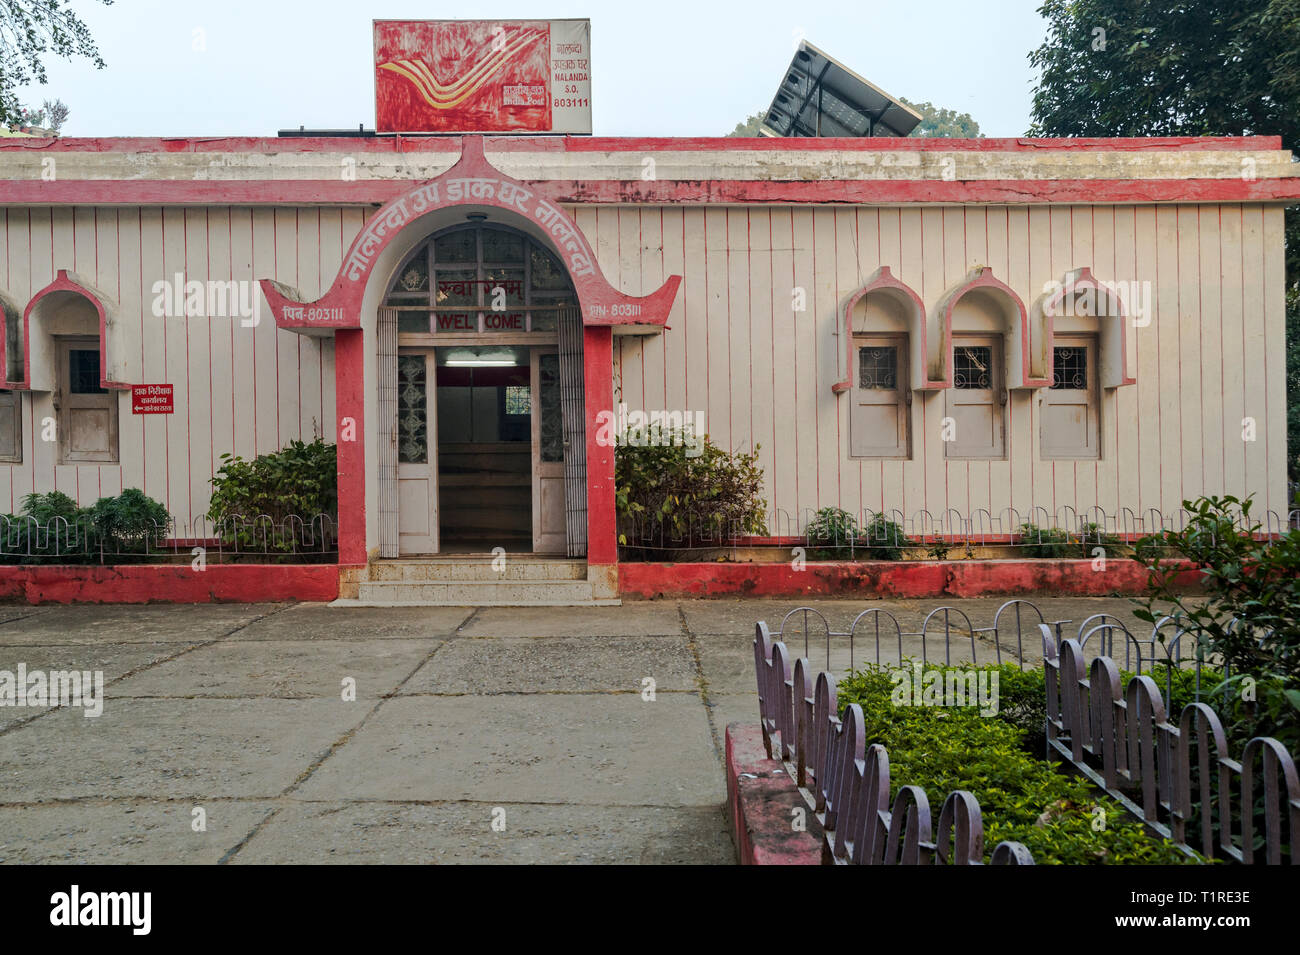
xmin=27 ymin=0 xmax=1048 ymax=138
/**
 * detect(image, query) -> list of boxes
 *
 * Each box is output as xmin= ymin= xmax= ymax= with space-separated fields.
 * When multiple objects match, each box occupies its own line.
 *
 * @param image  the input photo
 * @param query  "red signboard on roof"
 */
xmin=374 ymin=19 xmax=592 ymax=134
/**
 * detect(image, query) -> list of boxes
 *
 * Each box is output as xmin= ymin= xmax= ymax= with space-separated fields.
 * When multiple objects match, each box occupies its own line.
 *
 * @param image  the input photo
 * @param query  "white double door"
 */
xmin=397 ymin=347 xmax=565 ymax=555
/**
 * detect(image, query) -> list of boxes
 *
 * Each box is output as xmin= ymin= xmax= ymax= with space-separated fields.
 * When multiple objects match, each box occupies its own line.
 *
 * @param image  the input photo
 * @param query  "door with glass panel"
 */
xmin=850 ymin=336 xmax=910 ymax=458
xmin=945 ymin=336 xmax=1006 ymax=459
xmin=56 ymin=338 xmax=118 ymax=464
xmin=532 ymin=348 xmax=565 ymax=553
xmin=397 ymin=350 xmax=438 ymax=554
xmin=1040 ymin=336 xmax=1100 ymax=459
xmin=383 ymin=223 xmax=580 ymax=555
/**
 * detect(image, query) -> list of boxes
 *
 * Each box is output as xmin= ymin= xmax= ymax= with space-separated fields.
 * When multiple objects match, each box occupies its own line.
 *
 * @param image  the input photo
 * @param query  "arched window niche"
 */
xmin=833 ymin=266 xmax=947 ymax=396
xmin=6 ymin=270 xmax=130 ymax=392
xmin=1032 ymin=267 xmax=1136 ymax=389
xmin=938 ymin=266 xmax=1046 ymax=390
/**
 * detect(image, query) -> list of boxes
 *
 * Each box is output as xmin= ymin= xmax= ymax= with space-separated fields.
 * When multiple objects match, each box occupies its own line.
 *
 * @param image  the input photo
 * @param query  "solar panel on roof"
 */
xmin=762 ymin=41 xmax=922 ymax=138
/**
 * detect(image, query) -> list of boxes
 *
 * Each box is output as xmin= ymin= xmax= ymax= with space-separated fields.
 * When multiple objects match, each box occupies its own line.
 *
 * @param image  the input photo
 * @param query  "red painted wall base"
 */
xmin=620 ymin=558 xmax=1200 ymax=599
xmin=726 ymin=722 xmax=821 ymax=865
xmin=0 ymin=564 xmax=340 ymax=605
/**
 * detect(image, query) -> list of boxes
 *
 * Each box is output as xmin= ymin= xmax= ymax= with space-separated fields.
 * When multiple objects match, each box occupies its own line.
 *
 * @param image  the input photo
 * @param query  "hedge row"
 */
xmin=838 ymin=662 xmax=1201 ymax=865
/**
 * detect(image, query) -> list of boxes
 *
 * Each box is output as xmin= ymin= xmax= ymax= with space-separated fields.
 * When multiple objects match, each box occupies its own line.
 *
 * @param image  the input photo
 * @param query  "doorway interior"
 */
xmin=382 ymin=221 xmax=582 ymax=559
xmin=436 ymin=346 xmax=531 ymax=552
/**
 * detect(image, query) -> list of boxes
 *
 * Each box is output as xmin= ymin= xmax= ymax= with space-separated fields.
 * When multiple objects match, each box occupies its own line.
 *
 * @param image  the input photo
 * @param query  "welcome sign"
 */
xmin=374 ymin=19 xmax=592 ymax=134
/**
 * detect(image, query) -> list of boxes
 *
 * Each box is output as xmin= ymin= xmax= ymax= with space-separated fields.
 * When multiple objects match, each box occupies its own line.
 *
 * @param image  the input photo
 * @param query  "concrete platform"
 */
xmin=0 ymin=594 xmax=1146 ymax=864
xmin=335 ymin=558 xmax=621 ymax=607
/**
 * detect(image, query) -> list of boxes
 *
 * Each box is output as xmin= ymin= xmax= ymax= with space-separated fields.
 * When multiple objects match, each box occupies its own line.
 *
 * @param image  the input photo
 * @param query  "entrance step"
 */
xmin=365 ymin=558 xmax=587 ymax=582
xmin=332 ymin=559 xmax=619 ymax=607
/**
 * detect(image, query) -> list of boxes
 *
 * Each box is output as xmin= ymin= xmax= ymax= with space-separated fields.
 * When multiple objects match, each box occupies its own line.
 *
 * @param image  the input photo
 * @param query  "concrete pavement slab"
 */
xmin=228 ymin=603 xmax=473 ymax=641
xmin=296 ymin=694 xmax=724 ymax=806
xmin=0 ymin=608 xmax=49 ymax=629
xmin=111 ymin=638 xmax=441 ymax=700
xmin=705 ymin=694 xmax=761 ymax=745
xmin=401 ymin=635 xmax=697 ymax=695
xmin=0 ymin=603 xmax=281 ymax=646
xmin=232 ymin=801 xmax=732 ymax=864
xmin=462 ymin=604 xmax=683 ymax=638
xmin=677 ymin=598 xmax=881 ymax=636
xmin=0 ymin=800 xmax=277 ymax=864
xmin=0 ymin=699 xmax=365 ymax=801
xmin=0 ymin=643 xmax=196 ymax=729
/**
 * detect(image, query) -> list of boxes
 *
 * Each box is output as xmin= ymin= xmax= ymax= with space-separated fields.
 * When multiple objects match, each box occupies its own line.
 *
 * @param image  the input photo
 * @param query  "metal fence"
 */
xmin=753 ymin=600 xmax=1299 ymax=865
xmin=754 ymin=620 xmax=1035 ymax=865
xmin=762 ymin=600 xmax=1270 ymax=711
xmin=621 ymin=504 xmax=1300 ymax=558
xmin=0 ymin=513 xmax=338 ymax=564
xmin=1044 ymin=629 xmax=1299 ymax=864
xmin=767 ymin=599 xmax=1069 ymax=673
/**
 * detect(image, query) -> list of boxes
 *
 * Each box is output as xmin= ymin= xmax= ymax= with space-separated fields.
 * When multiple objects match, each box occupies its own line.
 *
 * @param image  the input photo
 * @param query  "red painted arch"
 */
xmin=259 ymin=137 xmax=663 ymax=569
xmin=939 ymin=267 xmax=1048 ymax=390
xmin=834 ymin=267 xmax=949 ymax=394
xmin=1037 ymin=267 xmax=1137 ymax=388
xmin=2 ymin=269 xmax=132 ymax=390
xmin=258 ymin=136 xmax=681 ymax=335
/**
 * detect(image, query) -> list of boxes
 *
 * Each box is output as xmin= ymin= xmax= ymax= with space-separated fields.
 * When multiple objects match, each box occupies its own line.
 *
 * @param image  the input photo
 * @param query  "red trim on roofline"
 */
xmin=0 ymin=134 xmax=1282 ymax=153
xmin=3 ymin=177 xmax=1300 ymax=207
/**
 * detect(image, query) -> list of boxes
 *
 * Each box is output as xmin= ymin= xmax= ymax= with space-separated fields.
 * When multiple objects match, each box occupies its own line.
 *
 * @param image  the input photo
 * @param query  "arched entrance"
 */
xmin=260 ymin=136 xmax=682 ymax=574
xmin=376 ymin=222 xmax=587 ymax=558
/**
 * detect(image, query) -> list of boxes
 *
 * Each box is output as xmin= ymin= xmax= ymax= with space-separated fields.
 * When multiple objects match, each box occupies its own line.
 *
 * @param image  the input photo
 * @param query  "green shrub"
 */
xmin=615 ymin=430 xmax=766 ymax=558
xmin=0 ymin=492 xmax=90 ymax=563
xmin=205 ymin=438 xmax=337 ymax=558
xmin=207 ymin=437 xmax=337 ymax=544
xmin=839 ymin=662 xmax=1197 ymax=864
xmin=1132 ymin=533 xmax=1174 ymax=562
xmin=20 ymin=491 xmax=82 ymax=523
xmin=989 ymin=659 xmax=1222 ymax=756
xmin=0 ymin=489 xmax=170 ymax=564
xmin=1018 ymin=521 xmax=1122 ymax=559
xmin=925 ymin=540 xmax=952 ymax=560
xmin=860 ymin=514 xmax=912 ymax=560
xmin=89 ymin=488 xmax=170 ymax=554
xmin=1018 ymin=522 xmax=1073 ymax=558
xmin=805 ymin=507 xmax=912 ymax=560
xmin=805 ymin=507 xmax=859 ymax=559
xmin=1134 ymin=494 xmax=1300 ymax=749
xmin=1077 ymin=521 xmax=1124 ymax=556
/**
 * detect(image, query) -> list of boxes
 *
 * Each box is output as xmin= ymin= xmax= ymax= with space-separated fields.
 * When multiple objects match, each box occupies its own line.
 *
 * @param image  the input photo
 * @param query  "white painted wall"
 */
xmin=0 ymin=199 xmax=1288 ymax=533
xmin=604 ymin=203 xmax=1291 ymax=527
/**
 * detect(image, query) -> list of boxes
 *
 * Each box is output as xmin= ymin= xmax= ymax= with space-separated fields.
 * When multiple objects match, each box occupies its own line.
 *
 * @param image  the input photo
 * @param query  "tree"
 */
xmin=0 ymin=1 xmax=112 ymax=127
xmin=1290 ymin=286 xmax=1300 ymax=483
xmin=725 ymin=109 xmax=768 ymax=137
xmin=41 ymin=95 xmax=67 ymax=132
xmin=727 ymin=101 xmax=982 ymax=138
xmin=899 ymin=98 xmax=983 ymax=138
xmin=1028 ymin=0 xmax=1300 ymax=476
